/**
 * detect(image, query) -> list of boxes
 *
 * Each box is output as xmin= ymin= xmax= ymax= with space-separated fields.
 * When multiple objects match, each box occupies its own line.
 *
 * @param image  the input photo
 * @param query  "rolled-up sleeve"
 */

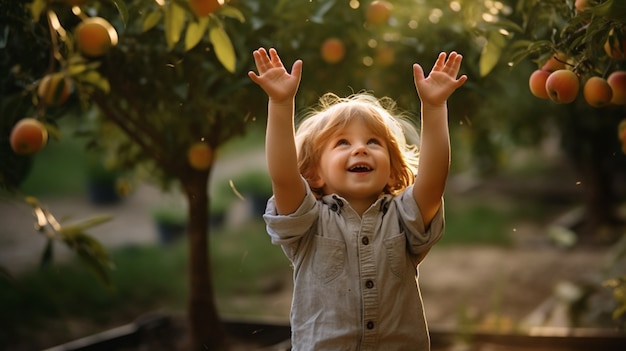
xmin=263 ymin=180 xmax=319 ymax=260
xmin=395 ymin=185 xmax=445 ymax=260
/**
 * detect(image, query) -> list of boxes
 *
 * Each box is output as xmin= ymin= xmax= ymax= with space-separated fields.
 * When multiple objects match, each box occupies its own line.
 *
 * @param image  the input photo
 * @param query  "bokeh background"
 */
xmin=1 ymin=0 xmax=625 ymax=350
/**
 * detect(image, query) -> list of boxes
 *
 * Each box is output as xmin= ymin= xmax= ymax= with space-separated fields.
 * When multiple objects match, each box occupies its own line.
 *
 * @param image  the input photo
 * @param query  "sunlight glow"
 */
xmin=449 ymin=1 xmax=461 ymax=12
xmin=428 ymin=8 xmax=443 ymax=24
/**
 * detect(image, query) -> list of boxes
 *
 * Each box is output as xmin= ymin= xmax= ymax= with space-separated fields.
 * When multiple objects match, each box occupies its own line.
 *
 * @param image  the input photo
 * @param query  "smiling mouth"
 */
xmin=349 ymin=164 xmax=372 ymax=172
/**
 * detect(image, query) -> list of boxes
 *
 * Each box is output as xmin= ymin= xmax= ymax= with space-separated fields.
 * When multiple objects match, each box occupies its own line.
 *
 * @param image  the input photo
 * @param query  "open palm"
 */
xmin=413 ymin=52 xmax=467 ymax=106
xmin=248 ymin=48 xmax=302 ymax=103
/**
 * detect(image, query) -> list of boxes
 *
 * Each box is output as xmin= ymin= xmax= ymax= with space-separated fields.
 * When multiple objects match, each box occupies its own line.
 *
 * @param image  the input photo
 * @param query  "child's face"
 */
xmin=314 ymin=118 xmax=392 ymax=203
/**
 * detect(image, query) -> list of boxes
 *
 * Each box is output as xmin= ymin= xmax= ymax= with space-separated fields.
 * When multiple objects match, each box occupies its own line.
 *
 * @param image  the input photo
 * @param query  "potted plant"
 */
xmin=152 ymin=205 xmax=187 ymax=245
xmin=85 ymin=153 xmax=124 ymax=205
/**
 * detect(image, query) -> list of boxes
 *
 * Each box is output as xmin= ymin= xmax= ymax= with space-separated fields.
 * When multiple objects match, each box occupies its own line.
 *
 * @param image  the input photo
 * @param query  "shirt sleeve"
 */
xmin=263 ymin=178 xmax=319 ymax=260
xmin=395 ymin=184 xmax=445 ymax=262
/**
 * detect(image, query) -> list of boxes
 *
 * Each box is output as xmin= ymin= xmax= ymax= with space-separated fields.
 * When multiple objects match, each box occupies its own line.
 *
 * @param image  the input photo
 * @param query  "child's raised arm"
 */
xmin=412 ymin=52 xmax=467 ymax=226
xmin=248 ymin=48 xmax=305 ymax=215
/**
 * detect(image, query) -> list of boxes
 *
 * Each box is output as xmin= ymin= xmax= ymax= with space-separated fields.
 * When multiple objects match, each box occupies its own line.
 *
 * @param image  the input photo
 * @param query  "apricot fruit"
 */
xmin=604 ymin=28 xmax=626 ymax=60
xmin=583 ymin=76 xmax=613 ymax=107
xmin=541 ymin=52 xmax=567 ymax=72
xmin=574 ymin=0 xmax=588 ymax=11
xmin=37 ymin=72 xmax=73 ymax=106
xmin=187 ymin=142 xmax=213 ymax=171
xmin=607 ymin=70 xmax=626 ymax=105
xmin=545 ymin=69 xmax=580 ymax=104
xmin=528 ymin=70 xmax=551 ymax=99
xmin=321 ymin=38 xmax=346 ymax=64
xmin=189 ymin=0 xmax=221 ymax=17
xmin=366 ymin=1 xmax=392 ymax=26
xmin=75 ymin=17 xmax=118 ymax=57
xmin=10 ymin=118 xmax=49 ymax=155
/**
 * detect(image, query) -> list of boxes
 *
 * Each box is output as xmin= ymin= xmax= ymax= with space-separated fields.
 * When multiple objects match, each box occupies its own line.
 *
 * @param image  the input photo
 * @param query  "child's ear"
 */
xmin=309 ymin=173 xmax=324 ymax=189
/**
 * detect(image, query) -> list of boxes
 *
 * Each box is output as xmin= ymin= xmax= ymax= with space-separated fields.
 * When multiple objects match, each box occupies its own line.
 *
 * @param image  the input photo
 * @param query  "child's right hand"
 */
xmin=248 ymin=48 xmax=303 ymax=103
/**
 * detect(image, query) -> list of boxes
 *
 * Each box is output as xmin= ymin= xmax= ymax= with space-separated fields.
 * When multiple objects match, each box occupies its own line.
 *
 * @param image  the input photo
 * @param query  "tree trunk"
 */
xmin=561 ymin=103 xmax=625 ymax=242
xmin=181 ymin=168 xmax=227 ymax=351
xmin=577 ymin=144 xmax=622 ymax=242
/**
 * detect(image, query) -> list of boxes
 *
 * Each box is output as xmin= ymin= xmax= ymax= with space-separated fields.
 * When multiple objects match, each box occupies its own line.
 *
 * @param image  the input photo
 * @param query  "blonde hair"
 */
xmin=295 ymin=92 xmax=420 ymax=197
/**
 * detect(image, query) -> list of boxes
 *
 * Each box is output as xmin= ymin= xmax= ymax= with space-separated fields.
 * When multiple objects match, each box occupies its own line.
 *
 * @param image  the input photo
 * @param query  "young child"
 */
xmin=248 ymin=47 xmax=467 ymax=350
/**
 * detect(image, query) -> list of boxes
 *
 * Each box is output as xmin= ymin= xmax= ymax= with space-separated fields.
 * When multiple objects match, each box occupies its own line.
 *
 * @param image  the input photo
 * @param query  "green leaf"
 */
xmin=143 ymin=10 xmax=163 ymax=33
xmin=110 ymin=0 xmax=129 ymax=26
xmin=27 ymin=0 xmax=46 ymax=22
xmin=61 ymin=215 xmax=113 ymax=234
xmin=59 ymin=227 xmax=113 ymax=288
xmin=80 ymin=70 xmax=111 ymax=93
xmin=164 ymin=2 xmax=187 ymax=50
xmin=74 ymin=238 xmax=114 ymax=288
xmin=185 ymin=17 xmax=208 ymax=51
xmin=219 ymin=6 xmax=246 ymax=23
xmin=209 ymin=24 xmax=236 ymax=73
xmin=479 ymin=32 xmax=506 ymax=77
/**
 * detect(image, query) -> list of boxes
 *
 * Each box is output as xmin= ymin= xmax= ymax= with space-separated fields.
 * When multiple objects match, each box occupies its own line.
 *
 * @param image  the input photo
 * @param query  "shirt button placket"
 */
xmin=358 ymin=215 xmax=379 ymax=349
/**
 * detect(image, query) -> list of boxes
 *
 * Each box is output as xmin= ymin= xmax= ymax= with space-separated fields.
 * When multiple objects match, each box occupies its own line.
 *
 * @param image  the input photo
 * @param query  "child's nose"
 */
xmin=352 ymin=143 xmax=369 ymax=155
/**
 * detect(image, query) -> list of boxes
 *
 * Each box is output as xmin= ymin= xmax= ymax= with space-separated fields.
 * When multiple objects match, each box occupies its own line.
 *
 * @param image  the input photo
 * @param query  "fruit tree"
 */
xmin=489 ymin=0 xmax=626 ymax=238
xmin=3 ymin=0 xmax=626 ymax=349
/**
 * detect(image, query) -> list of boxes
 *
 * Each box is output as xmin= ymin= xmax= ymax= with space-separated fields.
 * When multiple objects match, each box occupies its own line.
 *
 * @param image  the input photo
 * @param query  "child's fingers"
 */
xmin=444 ymin=52 xmax=462 ymax=76
xmin=252 ymin=49 xmax=269 ymax=72
xmin=413 ymin=63 xmax=425 ymax=84
xmin=291 ymin=60 xmax=303 ymax=80
xmin=431 ymin=52 xmax=447 ymax=73
xmin=268 ymin=48 xmax=283 ymax=68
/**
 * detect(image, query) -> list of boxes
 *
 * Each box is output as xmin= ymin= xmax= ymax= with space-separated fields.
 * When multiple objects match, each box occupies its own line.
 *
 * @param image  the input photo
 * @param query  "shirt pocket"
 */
xmin=384 ymin=233 xmax=407 ymax=278
xmin=312 ymin=236 xmax=346 ymax=284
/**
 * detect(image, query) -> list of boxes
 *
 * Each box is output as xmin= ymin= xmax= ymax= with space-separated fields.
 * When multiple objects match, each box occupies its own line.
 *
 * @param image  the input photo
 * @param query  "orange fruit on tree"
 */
xmin=321 ymin=38 xmax=346 ymax=64
xmin=607 ymin=70 xmax=626 ymax=105
xmin=37 ymin=72 xmax=73 ymax=106
xmin=189 ymin=0 xmax=222 ymax=18
xmin=583 ymin=76 xmax=613 ymax=108
xmin=604 ymin=27 xmax=626 ymax=60
xmin=75 ymin=17 xmax=118 ymax=57
xmin=187 ymin=142 xmax=213 ymax=171
xmin=541 ymin=52 xmax=567 ymax=72
xmin=545 ymin=69 xmax=580 ymax=104
xmin=528 ymin=69 xmax=551 ymax=99
xmin=10 ymin=118 xmax=49 ymax=155
xmin=366 ymin=1 xmax=392 ymax=26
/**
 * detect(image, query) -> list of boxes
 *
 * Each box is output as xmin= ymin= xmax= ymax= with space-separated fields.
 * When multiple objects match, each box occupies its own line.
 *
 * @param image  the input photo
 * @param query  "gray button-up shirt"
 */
xmin=264 ymin=181 xmax=445 ymax=351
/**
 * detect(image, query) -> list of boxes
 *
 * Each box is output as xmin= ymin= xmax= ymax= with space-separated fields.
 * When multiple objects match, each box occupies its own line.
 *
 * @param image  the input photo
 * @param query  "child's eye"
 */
xmin=336 ymin=139 xmax=350 ymax=146
xmin=367 ymin=138 xmax=381 ymax=145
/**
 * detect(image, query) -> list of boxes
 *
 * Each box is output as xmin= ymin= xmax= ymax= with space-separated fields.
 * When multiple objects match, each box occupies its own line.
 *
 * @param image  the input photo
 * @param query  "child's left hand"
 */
xmin=413 ymin=52 xmax=467 ymax=107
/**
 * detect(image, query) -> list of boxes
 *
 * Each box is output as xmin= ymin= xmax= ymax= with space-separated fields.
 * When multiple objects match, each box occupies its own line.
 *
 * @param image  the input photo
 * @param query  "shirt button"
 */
xmin=365 ymin=280 xmax=374 ymax=289
xmin=361 ymin=237 xmax=369 ymax=245
xmin=367 ymin=321 xmax=375 ymax=330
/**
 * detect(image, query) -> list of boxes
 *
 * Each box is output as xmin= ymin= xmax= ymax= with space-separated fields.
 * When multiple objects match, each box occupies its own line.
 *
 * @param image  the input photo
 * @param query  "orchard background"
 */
xmin=1 ymin=0 xmax=626 ymax=350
